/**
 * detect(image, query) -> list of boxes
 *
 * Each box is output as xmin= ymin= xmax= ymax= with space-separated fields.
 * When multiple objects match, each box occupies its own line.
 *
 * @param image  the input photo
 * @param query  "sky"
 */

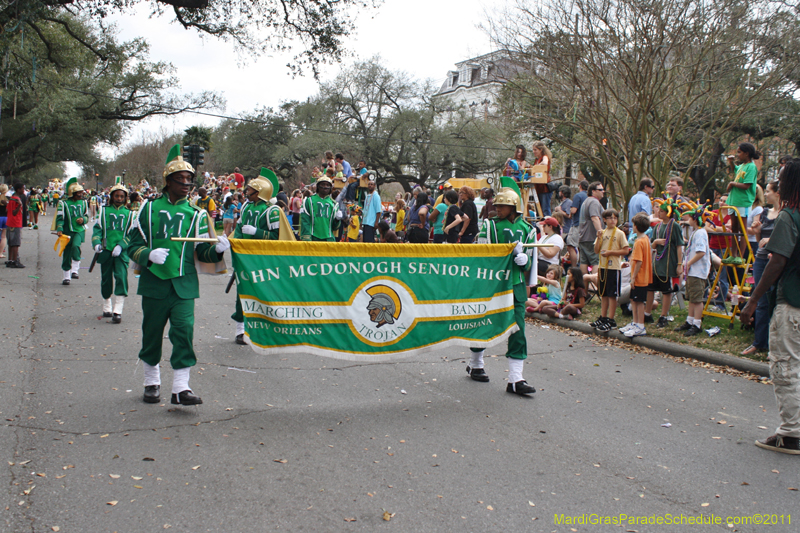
xmin=106 ymin=0 xmax=495 ymax=149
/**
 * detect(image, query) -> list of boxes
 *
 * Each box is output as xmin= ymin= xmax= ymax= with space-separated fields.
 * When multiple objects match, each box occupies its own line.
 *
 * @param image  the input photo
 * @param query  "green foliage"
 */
xmin=183 ymin=126 xmax=213 ymax=150
xmin=490 ymin=0 xmax=800 ymax=212
xmin=0 ymin=0 xmax=380 ymax=78
xmin=15 ymin=162 xmax=66 ymax=188
xmin=155 ymin=58 xmax=508 ymax=192
xmin=0 ymin=14 xmax=221 ymax=180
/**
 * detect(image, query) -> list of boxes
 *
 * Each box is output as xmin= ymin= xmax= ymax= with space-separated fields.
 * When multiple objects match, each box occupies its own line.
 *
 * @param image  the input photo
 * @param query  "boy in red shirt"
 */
xmin=6 ymin=182 xmax=25 ymax=268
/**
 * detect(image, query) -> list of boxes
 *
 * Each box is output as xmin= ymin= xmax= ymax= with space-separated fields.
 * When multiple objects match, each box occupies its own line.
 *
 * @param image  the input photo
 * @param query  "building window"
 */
xmin=459 ymin=65 xmax=470 ymax=85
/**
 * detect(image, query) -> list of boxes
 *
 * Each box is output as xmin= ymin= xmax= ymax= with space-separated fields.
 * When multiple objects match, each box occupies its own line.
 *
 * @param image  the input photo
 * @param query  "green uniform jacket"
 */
xmin=92 ymin=205 xmax=134 ymax=264
xmin=125 ymin=196 xmax=224 ymax=300
xmin=484 ymin=216 xmax=535 ymax=285
xmin=56 ymin=199 xmax=88 ymax=234
xmin=300 ymin=194 xmax=341 ymax=241
xmin=233 ymin=200 xmax=281 ymax=240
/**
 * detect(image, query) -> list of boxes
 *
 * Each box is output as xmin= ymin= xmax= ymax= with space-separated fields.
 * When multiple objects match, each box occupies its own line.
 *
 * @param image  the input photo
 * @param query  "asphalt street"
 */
xmin=0 ymin=213 xmax=797 ymax=533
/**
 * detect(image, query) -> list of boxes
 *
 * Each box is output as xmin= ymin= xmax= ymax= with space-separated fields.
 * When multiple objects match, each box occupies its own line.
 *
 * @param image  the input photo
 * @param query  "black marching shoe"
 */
xmin=171 ymin=390 xmax=203 ymax=406
xmin=506 ymin=380 xmax=536 ymax=395
xmin=103 ymin=312 xmax=113 ymax=318
xmin=466 ymin=365 xmax=490 ymax=382
xmin=71 ymin=272 xmax=79 ymax=279
xmin=62 ymin=279 xmax=70 ymax=286
xmin=655 ymin=316 xmax=669 ymax=328
xmin=674 ymin=321 xmax=692 ymax=332
xmin=112 ymin=314 xmax=122 ymax=324
xmin=643 ymin=314 xmax=654 ymax=324
xmin=143 ymin=385 xmax=160 ymax=404
xmin=235 ymin=334 xmax=247 ymax=345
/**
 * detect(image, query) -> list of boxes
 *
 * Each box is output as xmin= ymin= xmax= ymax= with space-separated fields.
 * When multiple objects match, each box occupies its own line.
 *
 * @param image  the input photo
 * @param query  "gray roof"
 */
xmin=435 ymin=51 xmax=526 ymax=96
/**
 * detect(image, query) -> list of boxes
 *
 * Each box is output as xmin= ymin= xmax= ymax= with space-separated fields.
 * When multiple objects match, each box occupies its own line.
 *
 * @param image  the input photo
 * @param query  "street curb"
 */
xmin=527 ymin=312 xmax=771 ymax=377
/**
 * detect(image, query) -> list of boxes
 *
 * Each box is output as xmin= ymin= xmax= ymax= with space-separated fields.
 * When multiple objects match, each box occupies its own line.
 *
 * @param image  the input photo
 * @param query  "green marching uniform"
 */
xmin=91 ymin=178 xmax=133 ymax=322
xmin=125 ymin=144 xmax=229 ymax=406
xmin=467 ymin=185 xmax=537 ymax=395
xmin=127 ymin=195 xmax=223 ymax=369
xmin=56 ymin=178 xmax=88 ymax=283
xmin=300 ymin=192 xmax=341 ymax=241
xmin=230 ymin=168 xmax=283 ymax=343
xmin=482 ymin=216 xmax=536 ymax=359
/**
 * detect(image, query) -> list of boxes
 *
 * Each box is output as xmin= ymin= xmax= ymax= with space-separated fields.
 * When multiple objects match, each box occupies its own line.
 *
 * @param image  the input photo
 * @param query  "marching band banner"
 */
xmin=230 ymin=240 xmax=519 ymax=361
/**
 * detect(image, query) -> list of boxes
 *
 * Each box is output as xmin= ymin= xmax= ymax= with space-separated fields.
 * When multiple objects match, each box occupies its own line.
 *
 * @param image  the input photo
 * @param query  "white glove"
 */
xmin=215 ymin=233 xmax=231 ymax=253
xmin=335 ymin=211 xmax=344 ymax=220
xmin=242 ymin=225 xmax=257 ymax=236
xmin=94 ymin=244 xmax=103 ymax=253
xmin=111 ymin=245 xmax=122 ymax=257
xmin=514 ymin=253 xmax=528 ymax=266
xmin=149 ymin=248 xmax=169 ymax=265
xmin=513 ymin=241 xmax=524 ymax=255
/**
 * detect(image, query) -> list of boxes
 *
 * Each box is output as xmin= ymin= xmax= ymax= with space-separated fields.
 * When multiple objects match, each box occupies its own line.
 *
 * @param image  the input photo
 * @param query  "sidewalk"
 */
xmin=526 ymin=311 xmax=771 ymax=377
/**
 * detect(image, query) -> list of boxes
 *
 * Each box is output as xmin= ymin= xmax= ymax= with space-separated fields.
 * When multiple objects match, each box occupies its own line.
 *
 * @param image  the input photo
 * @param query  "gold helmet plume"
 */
xmin=162 ymin=144 xmax=195 ymax=187
xmin=65 ymin=177 xmax=84 ymax=197
xmin=247 ymin=168 xmax=280 ymax=202
xmin=109 ymin=176 xmax=128 ymax=198
xmin=496 ymin=177 xmax=524 ymax=214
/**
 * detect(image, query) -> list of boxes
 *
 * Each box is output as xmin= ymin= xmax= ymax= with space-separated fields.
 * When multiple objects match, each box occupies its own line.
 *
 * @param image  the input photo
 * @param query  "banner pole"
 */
xmin=170 ymin=237 xmax=220 ymax=243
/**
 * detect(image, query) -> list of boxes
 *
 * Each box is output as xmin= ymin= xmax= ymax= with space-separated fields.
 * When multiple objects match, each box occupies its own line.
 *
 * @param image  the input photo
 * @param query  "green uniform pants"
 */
xmin=471 ymin=284 xmax=527 ymax=360
xmin=231 ymin=294 xmax=244 ymax=323
xmin=139 ymin=285 xmax=197 ymax=370
xmin=61 ymin=231 xmax=83 ymax=271
xmin=100 ymin=256 xmax=129 ymax=299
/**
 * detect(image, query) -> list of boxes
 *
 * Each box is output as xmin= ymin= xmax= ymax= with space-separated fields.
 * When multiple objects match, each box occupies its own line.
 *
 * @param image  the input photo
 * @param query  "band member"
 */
xmin=55 ymin=177 xmax=88 ymax=285
xmin=91 ymin=177 xmax=133 ymax=323
xmin=300 ymin=175 xmax=342 ymax=241
xmin=125 ymin=145 xmax=230 ymax=406
xmin=467 ymin=186 xmax=537 ymax=395
xmin=231 ymin=168 xmax=294 ymax=344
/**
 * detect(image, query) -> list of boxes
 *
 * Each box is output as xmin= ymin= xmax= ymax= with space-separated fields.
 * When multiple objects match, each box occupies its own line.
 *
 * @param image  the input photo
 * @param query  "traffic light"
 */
xmin=183 ymin=145 xmax=195 ymax=165
xmin=196 ymin=146 xmax=204 ymax=167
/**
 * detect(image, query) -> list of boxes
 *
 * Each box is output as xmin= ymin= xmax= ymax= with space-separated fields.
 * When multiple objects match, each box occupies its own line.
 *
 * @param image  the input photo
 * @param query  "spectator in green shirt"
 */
xmin=725 ymin=142 xmax=760 ymax=260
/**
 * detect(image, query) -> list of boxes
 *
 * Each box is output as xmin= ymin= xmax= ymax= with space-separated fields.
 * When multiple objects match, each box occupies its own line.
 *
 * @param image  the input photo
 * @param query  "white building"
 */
xmin=434 ymin=51 xmax=524 ymax=120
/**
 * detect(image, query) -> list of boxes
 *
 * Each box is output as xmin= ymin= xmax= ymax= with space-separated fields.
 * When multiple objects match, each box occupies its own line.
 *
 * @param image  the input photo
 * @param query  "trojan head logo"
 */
xmin=366 ymin=285 xmax=402 ymax=328
xmin=351 ymin=279 xmax=415 ymax=346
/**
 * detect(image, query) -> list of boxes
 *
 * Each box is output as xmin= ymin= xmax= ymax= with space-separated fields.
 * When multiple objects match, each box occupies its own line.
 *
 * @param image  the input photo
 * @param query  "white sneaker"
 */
xmin=625 ymin=325 xmax=647 ymax=337
xmin=619 ymin=323 xmax=636 ymax=333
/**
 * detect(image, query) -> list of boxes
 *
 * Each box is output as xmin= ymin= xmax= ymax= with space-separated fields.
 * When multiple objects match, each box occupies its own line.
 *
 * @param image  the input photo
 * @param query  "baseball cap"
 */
xmin=542 ymin=217 xmax=560 ymax=228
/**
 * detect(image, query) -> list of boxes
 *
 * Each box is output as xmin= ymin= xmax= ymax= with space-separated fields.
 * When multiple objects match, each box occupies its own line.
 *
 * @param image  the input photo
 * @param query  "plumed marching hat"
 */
xmin=162 ymin=144 xmax=195 ymax=186
xmin=247 ymin=168 xmax=279 ymax=202
xmin=109 ymin=176 xmax=128 ymax=197
xmin=65 ymin=177 xmax=84 ymax=197
xmin=497 ymin=176 xmax=524 ymax=214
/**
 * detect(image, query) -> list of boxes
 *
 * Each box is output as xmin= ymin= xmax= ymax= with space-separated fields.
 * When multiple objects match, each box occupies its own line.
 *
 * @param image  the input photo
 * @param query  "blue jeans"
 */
xmin=710 ymin=248 xmax=728 ymax=305
xmin=540 ymin=192 xmax=552 ymax=217
xmin=752 ymin=255 xmax=772 ymax=349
